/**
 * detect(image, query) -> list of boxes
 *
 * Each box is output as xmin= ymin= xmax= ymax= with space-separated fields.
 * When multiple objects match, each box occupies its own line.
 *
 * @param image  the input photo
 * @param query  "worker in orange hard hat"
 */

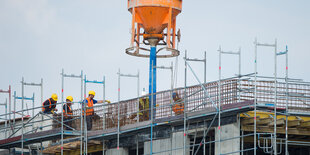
xmin=172 ymin=92 xmax=184 ymax=115
xmin=42 ymin=93 xmax=58 ymax=114
xmin=83 ymin=90 xmax=111 ymax=130
xmin=63 ymin=96 xmax=74 ymax=130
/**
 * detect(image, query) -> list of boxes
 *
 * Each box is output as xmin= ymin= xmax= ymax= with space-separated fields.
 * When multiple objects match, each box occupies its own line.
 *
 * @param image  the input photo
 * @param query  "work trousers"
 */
xmin=86 ymin=115 xmax=93 ymax=130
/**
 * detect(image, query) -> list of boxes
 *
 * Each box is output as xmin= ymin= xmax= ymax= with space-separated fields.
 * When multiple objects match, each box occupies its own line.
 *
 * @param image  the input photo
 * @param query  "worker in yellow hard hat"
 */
xmin=83 ymin=90 xmax=111 ymax=130
xmin=42 ymin=93 xmax=58 ymax=114
xmin=63 ymin=96 xmax=74 ymax=130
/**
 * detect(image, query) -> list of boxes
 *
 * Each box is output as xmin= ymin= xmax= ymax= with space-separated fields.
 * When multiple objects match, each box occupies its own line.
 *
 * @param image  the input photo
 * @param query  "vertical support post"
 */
xmin=149 ymin=46 xmax=157 ymax=119
xmin=285 ymin=46 xmax=288 ymax=155
xmin=21 ymin=77 xmax=24 ymax=155
xmin=183 ymin=50 xmax=187 ymax=155
xmin=41 ymin=79 xmax=43 ymax=104
xmin=218 ymin=46 xmax=221 ymax=155
xmin=150 ymin=63 xmax=154 ymax=155
xmin=137 ymin=70 xmax=140 ymax=122
xmin=204 ymin=51 xmax=207 ymax=84
xmin=254 ymin=38 xmax=258 ymax=155
xmin=61 ymin=69 xmax=64 ymax=155
xmin=9 ymin=85 xmax=11 ymax=133
xmin=117 ymin=68 xmax=121 ymax=155
xmin=14 ymin=91 xmax=16 ymax=127
xmin=5 ymin=98 xmax=8 ymax=139
xmin=171 ymin=62 xmax=174 ymax=117
xmin=32 ymin=93 xmax=35 ymax=131
xmin=103 ymin=75 xmax=105 ymax=155
xmin=273 ymin=39 xmax=277 ymax=155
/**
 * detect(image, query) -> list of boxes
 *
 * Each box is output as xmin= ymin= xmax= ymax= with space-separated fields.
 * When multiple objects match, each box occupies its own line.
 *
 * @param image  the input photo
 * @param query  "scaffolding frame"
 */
xmin=84 ymin=74 xmax=106 ymax=154
xmin=0 ymin=86 xmax=11 ymax=134
xmin=60 ymin=69 xmax=83 ymax=155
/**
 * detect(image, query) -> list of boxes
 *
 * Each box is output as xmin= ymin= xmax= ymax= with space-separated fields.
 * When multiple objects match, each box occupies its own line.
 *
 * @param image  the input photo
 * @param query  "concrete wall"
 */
xmin=106 ymin=147 xmax=128 ymax=155
xmin=215 ymin=122 xmax=240 ymax=155
xmin=144 ymin=132 xmax=190 ymax=155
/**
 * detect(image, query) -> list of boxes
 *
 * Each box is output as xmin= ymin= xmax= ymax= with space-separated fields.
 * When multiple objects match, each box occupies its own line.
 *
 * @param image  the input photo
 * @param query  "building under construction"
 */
xmin=0 ymin=0 xmax=310 ymax=155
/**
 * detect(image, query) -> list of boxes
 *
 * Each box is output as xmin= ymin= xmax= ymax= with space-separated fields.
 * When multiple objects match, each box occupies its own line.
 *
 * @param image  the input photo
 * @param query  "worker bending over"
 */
xmin=172 ymin=92 xmax=184 ymax=115
xmin=63 ymin=96 xmax=74 ymax=130
xmin=83 ymin=91 xmax=110 ymax=130
xmin=42 ymin=93 xmax=58 ymax=114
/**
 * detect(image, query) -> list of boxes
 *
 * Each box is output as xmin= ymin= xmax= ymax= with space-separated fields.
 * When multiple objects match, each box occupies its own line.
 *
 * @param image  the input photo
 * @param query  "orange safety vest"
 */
xmin=42 ymin=99 xmax=52 ymax=112
xmin=83 ymin=98 xmax=94 ymax=116
xmin=172 ymin=103 xmax=184 ymax=113
xmin=63 ymin=104 xmax=73 ymax=117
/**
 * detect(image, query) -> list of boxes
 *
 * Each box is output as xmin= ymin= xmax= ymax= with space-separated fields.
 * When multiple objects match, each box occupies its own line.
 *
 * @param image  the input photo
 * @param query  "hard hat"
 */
xmin=51 ymin=93 xmax=58 ymax=101
xmin=172 ymin=92 xmax=177 ymax=98
xmin=88 ymin=90 xmax=95 ymax=96
xmin=66 ymin=96 xmax=73 ymax=102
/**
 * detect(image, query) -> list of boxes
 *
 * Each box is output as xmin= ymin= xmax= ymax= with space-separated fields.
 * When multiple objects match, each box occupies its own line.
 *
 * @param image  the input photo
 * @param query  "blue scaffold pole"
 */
xmin=149 ymin=46 xmax=157 ymax=120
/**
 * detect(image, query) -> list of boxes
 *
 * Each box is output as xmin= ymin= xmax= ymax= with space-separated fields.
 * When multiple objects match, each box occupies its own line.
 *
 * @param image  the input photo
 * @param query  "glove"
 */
xmin=105 ymin=100 xmax=111 ymax=103
xmin=51 ymin=110 xmax=55 ymax=114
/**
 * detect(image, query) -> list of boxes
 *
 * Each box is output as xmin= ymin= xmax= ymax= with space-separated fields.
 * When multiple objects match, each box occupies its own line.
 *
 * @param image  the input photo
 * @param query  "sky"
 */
xmin=0 ymin=0 xmax=309 ymax=116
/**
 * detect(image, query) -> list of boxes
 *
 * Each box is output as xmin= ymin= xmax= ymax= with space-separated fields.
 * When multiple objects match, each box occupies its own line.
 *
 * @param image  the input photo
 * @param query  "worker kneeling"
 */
xmin=172 ymin=92 xmax=184 ymax=115
xmin=63 ymin=96 xmax=74 ymax=130
xmin=82 ymin=91 xmax=110 ymax=130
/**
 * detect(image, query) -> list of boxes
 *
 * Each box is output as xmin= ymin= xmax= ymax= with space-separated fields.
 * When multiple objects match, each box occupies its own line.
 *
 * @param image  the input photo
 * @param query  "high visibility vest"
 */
xmin=138 ymin=98 xmax=149 ymax=115
xmin=83 ymin=98 xmax=94 ymax=116
xmin=42 ymin=99 xmax=52 ymax=112
xmin=63 ymin=104 xmax=73 ymax=117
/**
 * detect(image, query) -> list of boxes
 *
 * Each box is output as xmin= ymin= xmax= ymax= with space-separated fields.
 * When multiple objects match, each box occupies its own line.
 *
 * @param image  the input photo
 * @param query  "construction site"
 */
xmin=0 ymin=0 xmax=310 ymax=155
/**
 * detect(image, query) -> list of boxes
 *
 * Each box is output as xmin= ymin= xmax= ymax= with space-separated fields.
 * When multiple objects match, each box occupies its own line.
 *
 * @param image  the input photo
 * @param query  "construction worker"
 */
xmin=129 ymin=97 xmax=150 ymax=121
xmin=63 ymin=96 xmax=74 ymax=130
xmin=172 ymin=92 xmax=184 ymax=115
xmin=83 ymin=90 xmax=110 ymax=130
xmin=42 ymin=93 xmax=58 ymax=114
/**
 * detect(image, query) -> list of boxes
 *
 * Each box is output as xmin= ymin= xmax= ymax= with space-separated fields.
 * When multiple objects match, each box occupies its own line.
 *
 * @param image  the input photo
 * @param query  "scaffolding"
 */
xmin=0 ymin=39 xmax=309 ymax=155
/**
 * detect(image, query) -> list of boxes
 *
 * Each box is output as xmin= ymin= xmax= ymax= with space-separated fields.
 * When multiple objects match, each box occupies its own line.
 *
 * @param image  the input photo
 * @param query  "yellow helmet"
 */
xmin=88 ymin=90 xmax=95 ymax=96
xmin=66 ymin=96 xmax=73 ymax=102
xmin=51 ymin=93 xmax=58 ymax=101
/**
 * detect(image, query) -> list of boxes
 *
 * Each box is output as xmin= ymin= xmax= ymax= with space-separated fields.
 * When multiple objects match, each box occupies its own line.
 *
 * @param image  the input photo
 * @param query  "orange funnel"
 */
xmin=128 ymin=0 xmax=182 ymax=49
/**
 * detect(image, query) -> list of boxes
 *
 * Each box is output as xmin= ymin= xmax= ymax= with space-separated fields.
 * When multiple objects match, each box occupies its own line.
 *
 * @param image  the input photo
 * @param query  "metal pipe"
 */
xmin=21 ymin=77 xmax=24 ymax=155
xmin=218 ymin=46 xmax=222 ymax=155
xmin=273 ymin=39 xmax=277 ymax=155
xmin=285 ymin=46 xmax=288 ymax=155
xmin=183 ymin=50 xmax=187 ymax=155
xmin=254 ymin=38 xmax=258 ymax=155
xmin=204 ymin=51 xmax=206 ymax=83
xmin=150 ymin=62 xmax=154 ymax=155
xmin=61 ymin=68 xmax=64 ymax=155
xmin=117 ymin=68 xmax=120 ymax=154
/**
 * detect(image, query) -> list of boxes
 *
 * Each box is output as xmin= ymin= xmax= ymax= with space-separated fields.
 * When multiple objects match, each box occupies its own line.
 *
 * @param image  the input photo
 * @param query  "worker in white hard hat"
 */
xmin=83 ymin=90 xmax=111 ymax=130
xmin=42 ymin=93 xmax=58 ymax=114
xmin=63 ymin=96 xmax=74 ymax=130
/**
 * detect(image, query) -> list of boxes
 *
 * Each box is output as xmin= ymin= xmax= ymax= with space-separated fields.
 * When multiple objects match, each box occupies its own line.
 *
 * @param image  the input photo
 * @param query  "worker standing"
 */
xmin=83 ymin=91 xmax=110 ymax=130
xmin=63 ymin=96 xmax=74 ymax=130
xmin=172 ymin=92 xmax=184 ymax=115
xmin=42 ymin=93 xmax=58 ymax=114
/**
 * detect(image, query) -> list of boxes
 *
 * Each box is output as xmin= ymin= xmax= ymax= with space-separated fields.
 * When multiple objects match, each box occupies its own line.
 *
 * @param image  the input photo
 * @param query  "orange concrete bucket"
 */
xmin=127 ymin=0 xmax=182 ymax=52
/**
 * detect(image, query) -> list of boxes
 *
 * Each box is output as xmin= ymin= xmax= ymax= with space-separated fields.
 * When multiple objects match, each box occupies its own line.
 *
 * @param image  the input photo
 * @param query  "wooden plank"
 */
xmin=242 ymin=125 xmax=310 ymax=136
xmin=241 ymin=117 xmax=255 ymax=125
xmin=268 ymin=118 xmax=285 ymax=126
xmin=300 ymin=121 xmax=310 ymax=128
xmin=288 ymin=120 xmax=300 ymax=127
xmin=257 ymin=118 xmax=273 ymax=125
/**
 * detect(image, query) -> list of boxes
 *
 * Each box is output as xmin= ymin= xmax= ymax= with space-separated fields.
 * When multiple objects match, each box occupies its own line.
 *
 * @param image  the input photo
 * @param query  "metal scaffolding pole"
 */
xmin=21 ymin=78 xmax=44 ymax=117
xmin=0 ymin=86 xmax=11 ymax=133
xmin=218 ymin=46 xmax=222 ymax=154
xmin=21 ymin=77 xmax=24 ymax=155
xmin=276 ymin=46 xmax=288 ymax=155
xmin=61 ymin=69 xmax=83 ymax=155
xmin=184 ymin=51 xmax=188 ymax=155
xmin=0 ymin=99 xmax=8 ymax=138
xmin=117 ymin=68 xmax=140 ymax=154
xmin=217 ymin=46 xmax=241 ymax=154
xmin=84 ymin=74 xmax=106 ymax=154
xmin=254 ymin=38 xmax=277 ymax=155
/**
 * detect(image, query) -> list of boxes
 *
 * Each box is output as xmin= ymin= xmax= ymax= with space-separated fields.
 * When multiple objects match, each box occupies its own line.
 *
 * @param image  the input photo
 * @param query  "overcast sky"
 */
xmin=0 ymin=0 xmax=309 ymax=116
